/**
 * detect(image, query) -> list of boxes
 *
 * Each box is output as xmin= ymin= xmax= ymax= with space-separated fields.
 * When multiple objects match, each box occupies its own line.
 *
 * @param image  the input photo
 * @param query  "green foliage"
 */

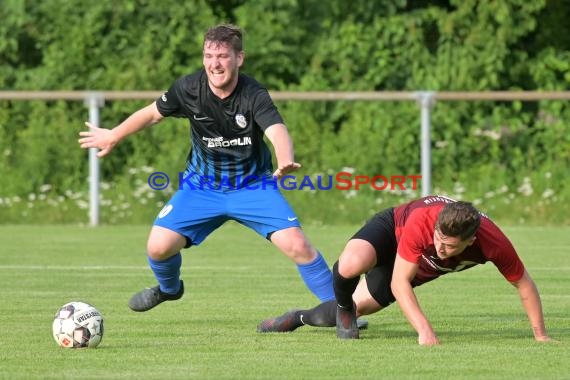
xmin=0 ymin=0 xmax=569 ymax=225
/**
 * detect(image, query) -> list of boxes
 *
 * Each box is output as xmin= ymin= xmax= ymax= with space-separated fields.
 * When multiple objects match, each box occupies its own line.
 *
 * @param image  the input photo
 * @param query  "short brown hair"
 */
xmin=435 ymin=201 xmax=481 ymax=240
xmin=203 ymin=24 xmax=243 ymax=53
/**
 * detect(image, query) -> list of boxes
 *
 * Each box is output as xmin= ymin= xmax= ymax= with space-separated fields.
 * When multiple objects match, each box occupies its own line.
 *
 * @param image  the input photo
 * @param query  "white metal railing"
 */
xmin=2 ymin=90 xmax=569 ymax=226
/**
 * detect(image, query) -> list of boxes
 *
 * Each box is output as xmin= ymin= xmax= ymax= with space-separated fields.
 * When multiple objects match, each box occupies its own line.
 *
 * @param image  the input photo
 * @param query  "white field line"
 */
xmin=0 ymin=264 xmax=253 ymax=271
xmin=0 ymin=264 xmax=568 ymax=271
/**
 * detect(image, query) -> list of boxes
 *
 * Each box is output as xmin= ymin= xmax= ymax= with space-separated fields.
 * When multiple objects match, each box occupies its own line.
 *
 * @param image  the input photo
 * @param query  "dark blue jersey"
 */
xmin=156 ymin=70 xmax=283 ymax=189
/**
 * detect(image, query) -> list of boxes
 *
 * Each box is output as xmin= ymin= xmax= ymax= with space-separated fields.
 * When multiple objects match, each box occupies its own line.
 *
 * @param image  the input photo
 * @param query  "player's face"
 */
xmin=433 ymin=229 xmax=476 ymax=259
xmin=203 ymin=41 xmax=244 ymax=97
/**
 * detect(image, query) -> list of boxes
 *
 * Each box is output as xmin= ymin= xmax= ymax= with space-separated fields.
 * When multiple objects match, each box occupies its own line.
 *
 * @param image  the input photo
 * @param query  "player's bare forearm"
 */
xmin=78 ymin=102 xmax=163 ymax=157
xmin=115 ymin=105 xmax=161 ymax=135
xmin=391 ymin=255 xmax=440 ymax=345
xmin=264 ymin=123 xmax=301 ymax=178
xmin=392 ymin=281 xmax=439 ymax=345
xmin=511 ymin=270 xmax=551 ymax=341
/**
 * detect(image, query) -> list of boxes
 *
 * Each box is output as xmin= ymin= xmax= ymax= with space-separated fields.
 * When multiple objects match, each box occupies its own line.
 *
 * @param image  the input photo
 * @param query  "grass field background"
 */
xmin=0 ymin=223 xmax=568 ymax=379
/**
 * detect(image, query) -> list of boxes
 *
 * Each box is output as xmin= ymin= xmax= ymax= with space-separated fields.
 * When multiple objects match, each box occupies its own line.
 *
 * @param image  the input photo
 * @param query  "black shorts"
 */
xmin=351 ymin=207 xmax=398 ymax=307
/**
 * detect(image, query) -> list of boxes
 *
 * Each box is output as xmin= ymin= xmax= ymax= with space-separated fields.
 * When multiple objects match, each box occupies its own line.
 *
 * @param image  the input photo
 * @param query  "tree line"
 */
xmin=0 ymin=0 xmax=568 ymax=224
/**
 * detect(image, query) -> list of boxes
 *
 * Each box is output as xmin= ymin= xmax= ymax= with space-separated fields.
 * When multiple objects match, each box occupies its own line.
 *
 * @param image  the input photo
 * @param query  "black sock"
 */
xmin=332 ymin=261 xmax=359 ymax=309
xmin=298 ymin=300 xmax=337 ymax=327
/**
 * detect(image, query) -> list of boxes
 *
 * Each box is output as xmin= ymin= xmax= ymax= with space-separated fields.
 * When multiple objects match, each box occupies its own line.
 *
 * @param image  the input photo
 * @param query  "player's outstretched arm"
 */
xmin=510 ymin=269 xmax=552 ymax=342
xmin=264 ymin=123 xmax=301 ymax=178
xmin=78 ymin=102 xmax=163 ymax=157
xmin=391 ymin=255 xmax=440 ymax=346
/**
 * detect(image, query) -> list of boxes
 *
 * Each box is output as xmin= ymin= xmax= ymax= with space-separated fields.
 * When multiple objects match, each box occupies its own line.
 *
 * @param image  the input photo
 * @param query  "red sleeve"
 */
xmin=478 ymin=219 xmax=525 ymax=282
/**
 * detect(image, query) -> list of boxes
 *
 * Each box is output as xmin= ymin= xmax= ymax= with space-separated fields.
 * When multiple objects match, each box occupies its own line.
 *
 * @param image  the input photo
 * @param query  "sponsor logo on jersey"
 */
xmin=161 ymin=93 xmax=167 ymax=102
xmin=235 ymin=113 xmax=247 ymax=128
xmin=202 ymin=136 xmax=252 ymax=148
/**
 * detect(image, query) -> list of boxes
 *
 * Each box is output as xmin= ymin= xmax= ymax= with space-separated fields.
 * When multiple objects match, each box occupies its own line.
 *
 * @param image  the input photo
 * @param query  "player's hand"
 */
xmin=418 ymin=332 xmax=440 ymax=346
xmin=78 ymin=122 xmax=117 ymax=157
xmin=534 ymin=335 xmax=556 ymax=343
xmin=272 ymin=162 xmax=301 ymax=179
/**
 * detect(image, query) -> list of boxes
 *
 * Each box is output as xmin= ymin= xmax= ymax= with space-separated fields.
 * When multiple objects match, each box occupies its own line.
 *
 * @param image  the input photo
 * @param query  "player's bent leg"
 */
xmin=334 ymin=239 xmax=376 ymax=309
xmin=337 ymin=239 xmax=378 ymax=279
xmin=257 ymin=300 xmax=370 ymax=333
xmin=270 ymin=227 xmax=317 ymax=264
xmin=147 ymin=226 xmax=187 ymax=261
xmin=271 ymin=227 xmax=335 ymax=302
xmin=333 ymin=240 xmax=377 ymax=339
xmin=353 ymin=277 xmax=383 ymax=317
xmin=257 ymin=301 xmax=336 ymax=333
xmin=345 ymin=278 xmax=381 ymax=331
xmin=129 ymin=226 xmax=187 ymax=312
xmin=331 ymin=262 xmax=359 ymax=339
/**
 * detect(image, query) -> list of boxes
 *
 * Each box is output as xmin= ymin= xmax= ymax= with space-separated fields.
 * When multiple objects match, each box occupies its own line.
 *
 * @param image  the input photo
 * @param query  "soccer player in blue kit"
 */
xmin=78 ymin=24 xmax=335 ymax=312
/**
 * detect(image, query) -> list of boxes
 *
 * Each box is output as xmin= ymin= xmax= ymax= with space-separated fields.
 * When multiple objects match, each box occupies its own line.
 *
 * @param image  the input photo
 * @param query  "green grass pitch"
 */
xmin=0 ymin=223 xmax=568 ymax=379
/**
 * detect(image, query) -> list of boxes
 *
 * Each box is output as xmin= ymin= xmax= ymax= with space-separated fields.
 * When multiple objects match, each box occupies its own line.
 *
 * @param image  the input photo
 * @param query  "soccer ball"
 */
xmin=52 ymin=301 xmax=104 ymax=348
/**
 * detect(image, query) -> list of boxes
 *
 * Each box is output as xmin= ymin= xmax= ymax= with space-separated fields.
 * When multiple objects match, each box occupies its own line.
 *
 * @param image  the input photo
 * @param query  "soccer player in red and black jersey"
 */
xmin=258 ymin=195 xmax=551 ymax=345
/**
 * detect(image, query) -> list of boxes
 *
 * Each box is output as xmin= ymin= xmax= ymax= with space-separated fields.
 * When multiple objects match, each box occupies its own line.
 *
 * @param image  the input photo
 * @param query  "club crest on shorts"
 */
xmin=235 ymin=113 xmax=247 ymax=129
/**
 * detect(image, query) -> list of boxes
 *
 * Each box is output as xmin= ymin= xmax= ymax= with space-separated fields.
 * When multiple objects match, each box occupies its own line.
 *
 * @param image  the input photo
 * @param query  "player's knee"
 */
xmin=337 ymin=249 xmax=376 ymax=278
xmin=146 ymin=227 xmax=186 ymax=261
xmin=146 ymin=240 xmax=173 ymax=261
xmin=286 ymin=237 xmax=316 ymax=263
xmin=337 ymin=256 xmax=364 ymax=278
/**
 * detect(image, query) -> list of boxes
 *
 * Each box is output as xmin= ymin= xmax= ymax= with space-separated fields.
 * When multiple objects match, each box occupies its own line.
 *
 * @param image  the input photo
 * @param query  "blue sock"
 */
xmin=147 ymin=253 xmax=182 ymax=295
xmin=296 ymin=252 xmax=335 ymax=302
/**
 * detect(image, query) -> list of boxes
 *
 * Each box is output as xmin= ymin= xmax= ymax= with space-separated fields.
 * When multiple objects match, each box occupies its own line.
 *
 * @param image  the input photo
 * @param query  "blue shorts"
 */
xmin=153 ymin=186 xmax=301 ymax=247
